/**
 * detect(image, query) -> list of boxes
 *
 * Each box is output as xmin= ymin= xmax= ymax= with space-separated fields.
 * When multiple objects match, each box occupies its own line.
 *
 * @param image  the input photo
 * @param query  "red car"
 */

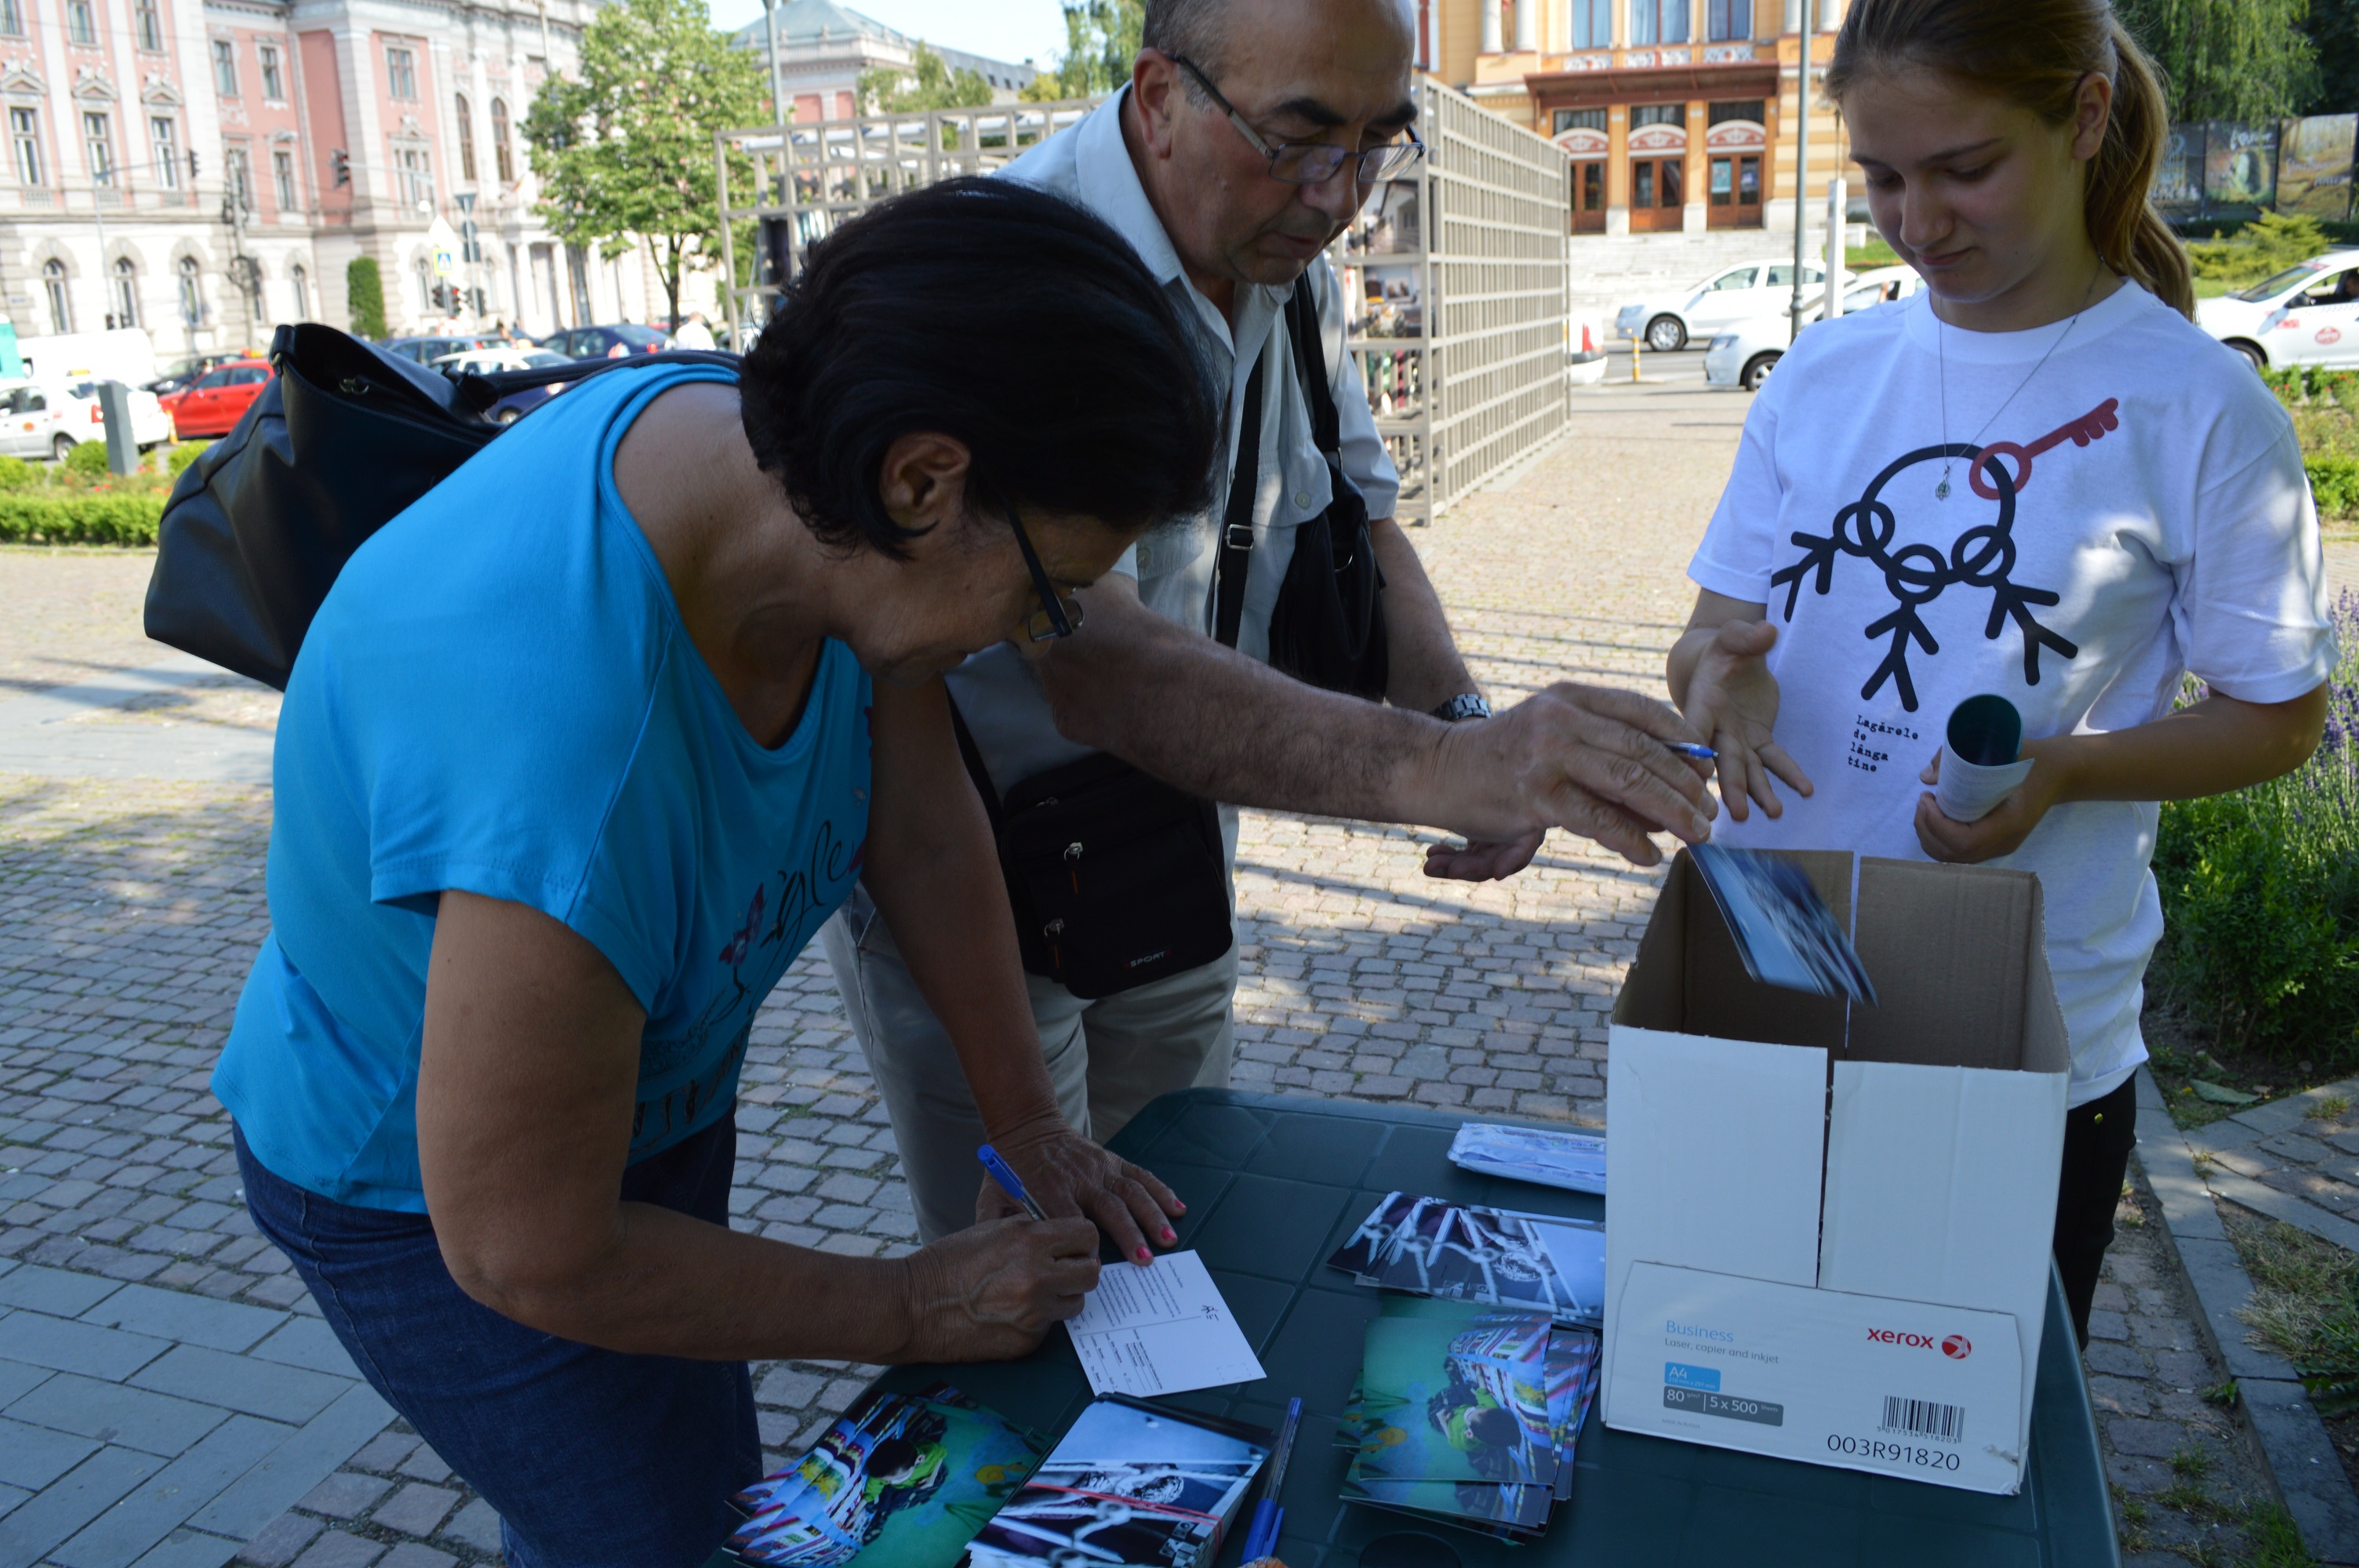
xmin=160 ymin=358 xmax=274 ymax=439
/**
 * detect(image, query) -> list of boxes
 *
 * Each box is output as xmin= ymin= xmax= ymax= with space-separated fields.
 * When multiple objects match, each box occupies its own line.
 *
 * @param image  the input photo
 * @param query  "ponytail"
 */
xmin=1827 ymin=0 xmax=2196 ymax=320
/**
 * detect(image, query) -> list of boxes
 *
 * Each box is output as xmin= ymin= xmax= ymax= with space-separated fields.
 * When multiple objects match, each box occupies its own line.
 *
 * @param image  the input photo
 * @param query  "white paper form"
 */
xmin=1065 ymin=1249 xmax=1266 ymax=1397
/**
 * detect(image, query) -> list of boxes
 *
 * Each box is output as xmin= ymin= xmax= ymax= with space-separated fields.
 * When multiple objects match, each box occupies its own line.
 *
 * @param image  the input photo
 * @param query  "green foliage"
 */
xmin=2185 ymin=210 xmax=2332 ymax=288
xmin=166 ymin=441 xmax=209 ymax=479
xmin=0 ymin=456 xmax=35 ymax=492
xmin=2304 ymin=0 xmax=2359 ymax=114
xmin=1027 ymin=0 xmax=1141 ymax=100
xmin=522 ymin=0 xmax=764 ymax=327
xmin=2311 ymin=456 xmax=2359 ymax=518
xmin=346 ymin=257 xmax=387 ymax=339
xmin=2153 ymin=597 xmax=2359 ymax=1061
xmin=0 ymin=492 xmax=164 ymax=545
xmin=63 ymin=438 xmax=110 ymax=477
xmin=2119 ymin=0 xmax=2318 ymax=120
xmin=858 ymin=43 xmax=993 ymax=114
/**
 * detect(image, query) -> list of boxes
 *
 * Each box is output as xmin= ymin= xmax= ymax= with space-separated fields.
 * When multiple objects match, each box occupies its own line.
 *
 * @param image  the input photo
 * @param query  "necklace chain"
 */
xmin=1936 ymin=265 xmax=2104 ymax=501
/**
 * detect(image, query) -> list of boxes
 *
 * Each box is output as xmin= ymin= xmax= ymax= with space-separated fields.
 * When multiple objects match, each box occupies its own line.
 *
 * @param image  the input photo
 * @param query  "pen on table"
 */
xmin=1667 ymin=742 xmax=1717 ymax=760
xmin=976 ymin=1145 xmax=1049 ymax=1221
xmin=1241 ymin=1396 xmax=1302 ymax=1563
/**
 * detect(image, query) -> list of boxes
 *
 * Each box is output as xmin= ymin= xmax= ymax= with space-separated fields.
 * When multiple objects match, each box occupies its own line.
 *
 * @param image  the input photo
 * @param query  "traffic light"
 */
xmin=331 ymin=149 xmax=349 ymax=187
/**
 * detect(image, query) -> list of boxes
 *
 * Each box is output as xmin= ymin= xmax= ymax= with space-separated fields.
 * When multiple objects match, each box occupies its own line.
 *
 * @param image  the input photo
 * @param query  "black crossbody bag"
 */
xmin=967 ymin=281 xmax=1386 ymax=998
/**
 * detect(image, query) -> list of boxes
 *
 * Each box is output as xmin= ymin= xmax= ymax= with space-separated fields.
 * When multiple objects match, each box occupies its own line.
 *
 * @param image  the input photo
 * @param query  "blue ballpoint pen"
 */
xmin=1668 ymin=742 xmax=1718 ymax=760
xmin=1241 ymin=1397 xmax=1302 ymax=1563
xmin=976 ymin=1145 xmax=1049 ymax=1221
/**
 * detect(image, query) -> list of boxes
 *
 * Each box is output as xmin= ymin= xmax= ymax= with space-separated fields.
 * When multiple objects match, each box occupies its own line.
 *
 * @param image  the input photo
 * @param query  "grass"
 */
xmin=2225 ymin=1206 xmax=2359 ymax=1417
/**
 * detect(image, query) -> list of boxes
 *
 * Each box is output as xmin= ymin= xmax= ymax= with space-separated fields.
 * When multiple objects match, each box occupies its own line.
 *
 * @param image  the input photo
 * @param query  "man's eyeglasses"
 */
xmin=1169 ymin=53 xmax=1425 ymax=187
xmin=1007 ymin=504 xmax=1085 ymax=643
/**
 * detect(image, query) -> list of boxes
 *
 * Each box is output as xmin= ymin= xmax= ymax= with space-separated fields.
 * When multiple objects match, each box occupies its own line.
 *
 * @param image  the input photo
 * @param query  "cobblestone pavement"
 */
xmin=0 ymin=376 xmax=2292 ymax=1565
xmin=2180 ymin=1076 xmax=2359 ymax=1250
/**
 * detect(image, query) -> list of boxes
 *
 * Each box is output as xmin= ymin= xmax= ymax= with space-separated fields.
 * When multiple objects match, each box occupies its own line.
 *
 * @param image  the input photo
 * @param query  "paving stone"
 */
xmin=369 ymin=1483 xmax=457 ymax=1538
xmin=125 ymin=1526 xmax=244 ymax=1568
xmin=242 ymin=1321 xmax=358 ymax=1381
xmin=52 ymin=1414 xmax=289 ymax=1568
xmin=5 ymin=1372 xmax=231 ymax=1458
xmin=0 ymin=1443 xmax=165 ymax=1568
xmin=287 ymin=1534 xmax=382 ymax=1568
xmin=291 ymin=1473 xmax=388 ymax=1522
xmin=376 ymin=1547 xmax=455 ymax=1568
xmin=0 ymin=1414 xmax=102 ymax=1490
xmin=0 ymin=1309 xmax=171 ymax=1381
xmin=129 ymin=1348 xmax=347 ymax=1425
xmin=436 ymin=1499 xmax=500 ymax=1555
xmin=231 ymin=1513 xmax=321 ymax=1568
xmin=78 ymin=1285 xmax=285 ymax=1354
xmin=0 ymin=1265 xmax=122 ymax=1319
xmin=184 ymin=1385 xmax=394 ymax=1543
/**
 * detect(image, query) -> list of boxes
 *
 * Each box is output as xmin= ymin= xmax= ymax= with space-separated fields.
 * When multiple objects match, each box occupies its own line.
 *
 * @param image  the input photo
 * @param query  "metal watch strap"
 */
xmin=1431 ymin=693 xmax=1492 ymax=723
xmin=1212 ymin=353 xmax=1268 ymax=651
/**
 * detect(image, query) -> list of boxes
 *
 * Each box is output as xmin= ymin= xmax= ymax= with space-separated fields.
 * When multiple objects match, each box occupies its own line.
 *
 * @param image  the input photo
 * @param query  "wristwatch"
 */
xmin=1431 ymin=693 xmax=1492 ymax=723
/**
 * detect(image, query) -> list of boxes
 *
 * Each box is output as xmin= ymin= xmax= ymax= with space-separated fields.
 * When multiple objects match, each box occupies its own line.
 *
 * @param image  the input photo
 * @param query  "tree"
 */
xmin=1020 ymin=0 xmax=1142 ymax=100
xmin=859 ymin=43 xmax=993 ymax=114
xmin=2300 ymin=0 xmax=2358 ymax=111
xmin=522 ymin=0 xmax=763 ymax=328
xmin=2118 ymin=0 xmax=2317 ymax=121
xmin=347 ymin=256 xmax=387 ymax=339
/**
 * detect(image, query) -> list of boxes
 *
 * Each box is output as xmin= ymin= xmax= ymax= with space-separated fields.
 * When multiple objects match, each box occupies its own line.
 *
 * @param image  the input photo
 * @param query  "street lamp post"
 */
xmin=1787 ymin=0 xmax=1814 ymax=345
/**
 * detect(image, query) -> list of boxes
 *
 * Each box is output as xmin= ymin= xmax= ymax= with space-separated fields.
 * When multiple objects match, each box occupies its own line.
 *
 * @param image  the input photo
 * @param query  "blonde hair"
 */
xmin=1826 ymin=0 xmax=2194 ymax=319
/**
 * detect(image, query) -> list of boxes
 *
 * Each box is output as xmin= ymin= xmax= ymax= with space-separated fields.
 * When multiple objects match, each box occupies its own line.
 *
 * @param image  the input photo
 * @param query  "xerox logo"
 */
xmin=1943 ymin=1334 xmax=1972 ymax=1360
xmin=1866 ymin=1328 xmax=1937 ymax=1349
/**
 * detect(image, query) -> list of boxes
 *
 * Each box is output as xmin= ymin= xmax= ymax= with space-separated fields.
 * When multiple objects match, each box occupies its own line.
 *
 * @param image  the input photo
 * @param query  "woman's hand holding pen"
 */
xmin=889 ymin=1216 xmax=1101 ymax=1363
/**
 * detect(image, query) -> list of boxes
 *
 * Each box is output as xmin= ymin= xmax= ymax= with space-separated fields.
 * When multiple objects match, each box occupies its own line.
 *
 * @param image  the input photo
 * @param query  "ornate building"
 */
xmin=729 ymin=0 xmax=1037 ymax=126
xmin=1416 ymin=0 xmax=1854 ymax=235
xmin=0 ymin=0 xmax=667 ymax=367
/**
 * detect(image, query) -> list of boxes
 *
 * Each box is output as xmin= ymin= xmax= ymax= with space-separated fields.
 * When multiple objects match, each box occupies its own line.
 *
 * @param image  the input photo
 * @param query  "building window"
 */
xmin=42 ymin=259 xmax=68 ymax=332
xmin=227 ymin=145 xmax=252 ymax=212
xmin=398 ymin=144 xmax=431 ymax=207
xmin=177 ymin=255 xmax=200 ymax=325
xmin=291 ymin=263 xmax=308 ymax=319
xmin=213 ymin=40 xmax=238 ymax=97
xmin=0 ymin=0 xmax=22 ymax=38
xmin=1707 ymin=0 xmax=1751 ymax=38
xmin=111 ymin=257 xmax=136 ymax=328
xmin=1554 ymin=107 xmax=1607 ymax=134
xmin=259 ymin=44 xmax=283 ymax=100
xmin=1630 ymin=0 xmax=1688 ymax=45
xmin=387 ymin=45 xmax=416 ymax=100
xmin=134 ymin=0 xmax=161 ymax=49
xmin=490 ymin=96 xmax=512 ymax=183
xmin=1631 ymin=103 xmax=1684 ymax=128
xmin=11 ymin=106 xmax=42 ymax=185
xmin=65 ymin=0 xmax=93 ymax=45
xmin=151 ymin=116 xmax=177 ymax=188
xmin=272 ymin=148 xmax=295 ymax=210
xmin=454 ymin=93 xmax=476 ymax=181
xmin=1709 ymin=100 xmax=1765 ymax=126
xmin=1568 ymin=0 xmax=1609 ymax=47
xmin=82 ymin=111 xmax=111 ymax=184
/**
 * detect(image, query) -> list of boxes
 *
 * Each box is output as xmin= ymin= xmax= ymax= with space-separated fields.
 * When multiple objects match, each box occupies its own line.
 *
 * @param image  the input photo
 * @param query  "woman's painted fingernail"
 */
xmin=1161 ymin=1227 xmax=1176 ymax=1243
xmin=1136 ymin=1247 xmax=1154 ymax=1263
xmin=1172 ymin=1200 xmax=1187 ymax=1213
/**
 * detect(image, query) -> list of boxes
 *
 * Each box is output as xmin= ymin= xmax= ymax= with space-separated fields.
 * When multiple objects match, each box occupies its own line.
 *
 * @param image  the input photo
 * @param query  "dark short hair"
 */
xmin=738 ymin=178 xmax=1220 ymax=557
xmin=1143 ymin=0 xmax=1234 ymax=89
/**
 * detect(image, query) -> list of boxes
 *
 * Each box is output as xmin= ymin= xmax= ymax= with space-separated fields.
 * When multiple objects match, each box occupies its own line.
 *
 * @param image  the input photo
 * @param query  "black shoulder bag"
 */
xmin=144 ymin=321 xmax=736 ymax=690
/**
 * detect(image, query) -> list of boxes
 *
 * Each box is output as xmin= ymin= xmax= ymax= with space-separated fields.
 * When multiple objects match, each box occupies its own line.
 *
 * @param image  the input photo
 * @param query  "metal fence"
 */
xmin=714 ymin=79 xmax=1576 ymax=524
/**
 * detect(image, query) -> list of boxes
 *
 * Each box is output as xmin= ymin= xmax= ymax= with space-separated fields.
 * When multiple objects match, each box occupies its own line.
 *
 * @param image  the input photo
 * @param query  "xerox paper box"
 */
xmin=1601 ymin=852 xmax=2069 ymax=1494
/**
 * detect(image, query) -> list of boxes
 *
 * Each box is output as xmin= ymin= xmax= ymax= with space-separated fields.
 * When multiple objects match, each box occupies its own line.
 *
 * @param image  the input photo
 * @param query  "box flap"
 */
xmin=1613 ymin=850 xmax=1852 ymax=1050
xmin=1845 ymin=859 xmax=2065 ymax=1073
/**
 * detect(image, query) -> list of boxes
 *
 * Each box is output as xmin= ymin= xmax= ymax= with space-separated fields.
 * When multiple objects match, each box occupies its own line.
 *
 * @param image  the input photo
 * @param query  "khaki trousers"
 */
xmin=819 ymin=887 xmax=1238 ymax=1243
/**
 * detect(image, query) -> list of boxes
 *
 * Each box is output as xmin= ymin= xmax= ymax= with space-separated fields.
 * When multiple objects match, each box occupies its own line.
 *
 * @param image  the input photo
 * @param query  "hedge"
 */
xmin=0 ymin=492 xmax=165 ymax=546
xmin=2313 ymin=456 xmax=2359 ymax=523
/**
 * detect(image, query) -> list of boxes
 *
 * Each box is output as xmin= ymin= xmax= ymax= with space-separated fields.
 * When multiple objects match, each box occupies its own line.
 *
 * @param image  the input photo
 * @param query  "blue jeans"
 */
xmin=235 ymin=1114 xmax=759 ymax=1568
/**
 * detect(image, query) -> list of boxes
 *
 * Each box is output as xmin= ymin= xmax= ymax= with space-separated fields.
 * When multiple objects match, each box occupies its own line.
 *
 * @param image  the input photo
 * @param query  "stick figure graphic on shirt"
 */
xmin=1771 ymin=398 xmax=2118 ymax=710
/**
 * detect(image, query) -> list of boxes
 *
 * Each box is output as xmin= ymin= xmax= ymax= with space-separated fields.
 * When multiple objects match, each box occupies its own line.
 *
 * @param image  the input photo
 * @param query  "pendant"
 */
xmin=1935 ymin=473 xmax=1951 ymax=501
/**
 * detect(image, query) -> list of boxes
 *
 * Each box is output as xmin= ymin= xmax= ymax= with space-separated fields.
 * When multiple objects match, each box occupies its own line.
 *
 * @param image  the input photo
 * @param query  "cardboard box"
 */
xmin=1601 ymin=851 xmax=2070 ymax=1494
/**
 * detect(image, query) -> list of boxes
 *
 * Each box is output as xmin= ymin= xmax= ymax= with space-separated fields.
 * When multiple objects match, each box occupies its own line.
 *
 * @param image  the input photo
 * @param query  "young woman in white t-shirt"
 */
xmin=1667 ymin=0 xmax=2336 ymax=1344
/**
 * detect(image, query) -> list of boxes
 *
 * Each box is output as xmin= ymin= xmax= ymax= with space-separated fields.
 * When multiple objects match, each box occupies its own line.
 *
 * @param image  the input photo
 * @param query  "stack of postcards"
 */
xmin=1328 ymin=1192 xmax=1606 ymax=1539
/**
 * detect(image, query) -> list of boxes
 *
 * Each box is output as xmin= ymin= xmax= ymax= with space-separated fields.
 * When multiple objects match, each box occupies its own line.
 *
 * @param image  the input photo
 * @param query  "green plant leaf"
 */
xmin=2190 ymin=1079 xmax=2262 ymax=1105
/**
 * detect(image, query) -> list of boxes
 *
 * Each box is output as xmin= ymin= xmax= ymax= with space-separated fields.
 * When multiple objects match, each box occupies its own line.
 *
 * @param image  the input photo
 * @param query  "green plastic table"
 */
xmin=874 ymin=1090 xmax=2119 ymax=1568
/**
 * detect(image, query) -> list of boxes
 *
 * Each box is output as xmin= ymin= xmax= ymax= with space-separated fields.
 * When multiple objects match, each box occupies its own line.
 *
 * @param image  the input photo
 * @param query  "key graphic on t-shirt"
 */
xmin=1967 ymin=398 xmax=2121 ymax=500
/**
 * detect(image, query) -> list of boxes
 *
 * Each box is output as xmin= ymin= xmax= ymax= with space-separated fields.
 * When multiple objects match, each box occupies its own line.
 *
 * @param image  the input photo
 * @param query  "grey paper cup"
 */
xmin=1936 ymin=695 xmax=2032 ymax=824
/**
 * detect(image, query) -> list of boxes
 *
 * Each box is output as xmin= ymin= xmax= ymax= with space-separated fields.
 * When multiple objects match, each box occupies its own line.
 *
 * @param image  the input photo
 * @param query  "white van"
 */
xmin=15 ymin=328 xmax=159 ymax=389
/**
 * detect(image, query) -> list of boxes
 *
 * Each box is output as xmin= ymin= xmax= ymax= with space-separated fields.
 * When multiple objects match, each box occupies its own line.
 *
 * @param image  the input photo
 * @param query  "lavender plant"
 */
xmin=2153 ymin=590 xmax=2359 ymax=1059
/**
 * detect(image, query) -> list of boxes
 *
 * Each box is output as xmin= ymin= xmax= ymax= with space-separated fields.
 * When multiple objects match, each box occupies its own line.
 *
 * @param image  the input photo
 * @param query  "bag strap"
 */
xmin=1212 ymin=354 xmax=1267 ymax=649
xmin=1285 ymin=281 xmax=1343 ymax=459
xmin=946 ymin=697 xmax=1005 ymax=838
xmin=452 ymin=348 xmax=743 ymax=413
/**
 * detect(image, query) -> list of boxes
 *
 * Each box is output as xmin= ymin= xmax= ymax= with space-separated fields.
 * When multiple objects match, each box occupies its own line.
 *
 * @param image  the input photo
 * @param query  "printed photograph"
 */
xmin=965 ymin=1398 xmax=1269 ymax=1568
xmin=1351 ymin=1313 xmax=1556 ymax=1490
xmin=1446 ymin=1123 xmax=1607 ymax=1194
xmin=1330 ymin=1194 xmax=1605 ymax=1325
xmin=1689 ymin=844 xmax=1877 ymax=1004
xmin=725 ymin=1385 xmax=1045 ymax=1568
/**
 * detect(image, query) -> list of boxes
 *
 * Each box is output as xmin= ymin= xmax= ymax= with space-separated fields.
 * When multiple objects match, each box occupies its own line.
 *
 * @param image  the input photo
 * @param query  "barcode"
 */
xmin=1879 ymin=1396 xmax=1965 ymax=1443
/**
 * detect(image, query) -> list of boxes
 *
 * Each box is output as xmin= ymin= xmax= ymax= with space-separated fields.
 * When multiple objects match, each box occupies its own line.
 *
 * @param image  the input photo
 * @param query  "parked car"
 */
xmin=15 ymin=327 xmax=160 ymax=388
xmin=383 ymin=334 xmax=505 ymax=365
xmin=1703 ymin=269 xmax=1923 ymax=392
xmin=1616 ymin=258 xmax=1853 ymax=353
xmin=0 ymin=377 xmax=172 ymax=459
xmin=431 ymin=345 xmax=576 ymax=426
xmin=146 ymin=352 xmax=253 ymax=397
xmin=541 ymin=324 xmax=672 ymax=359
xmin=2194 ymin=250 xmax=2359 ymax=369
xmin=159 ymin=358 xmax=273 ymax=438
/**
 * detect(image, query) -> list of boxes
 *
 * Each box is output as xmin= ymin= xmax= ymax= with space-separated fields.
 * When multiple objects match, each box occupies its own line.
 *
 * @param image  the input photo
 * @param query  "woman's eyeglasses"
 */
xmin=1170 ymin=53 xmax=1426 ymax=187
xmin=1007 ymin=505 xmax=1085 ymax=643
